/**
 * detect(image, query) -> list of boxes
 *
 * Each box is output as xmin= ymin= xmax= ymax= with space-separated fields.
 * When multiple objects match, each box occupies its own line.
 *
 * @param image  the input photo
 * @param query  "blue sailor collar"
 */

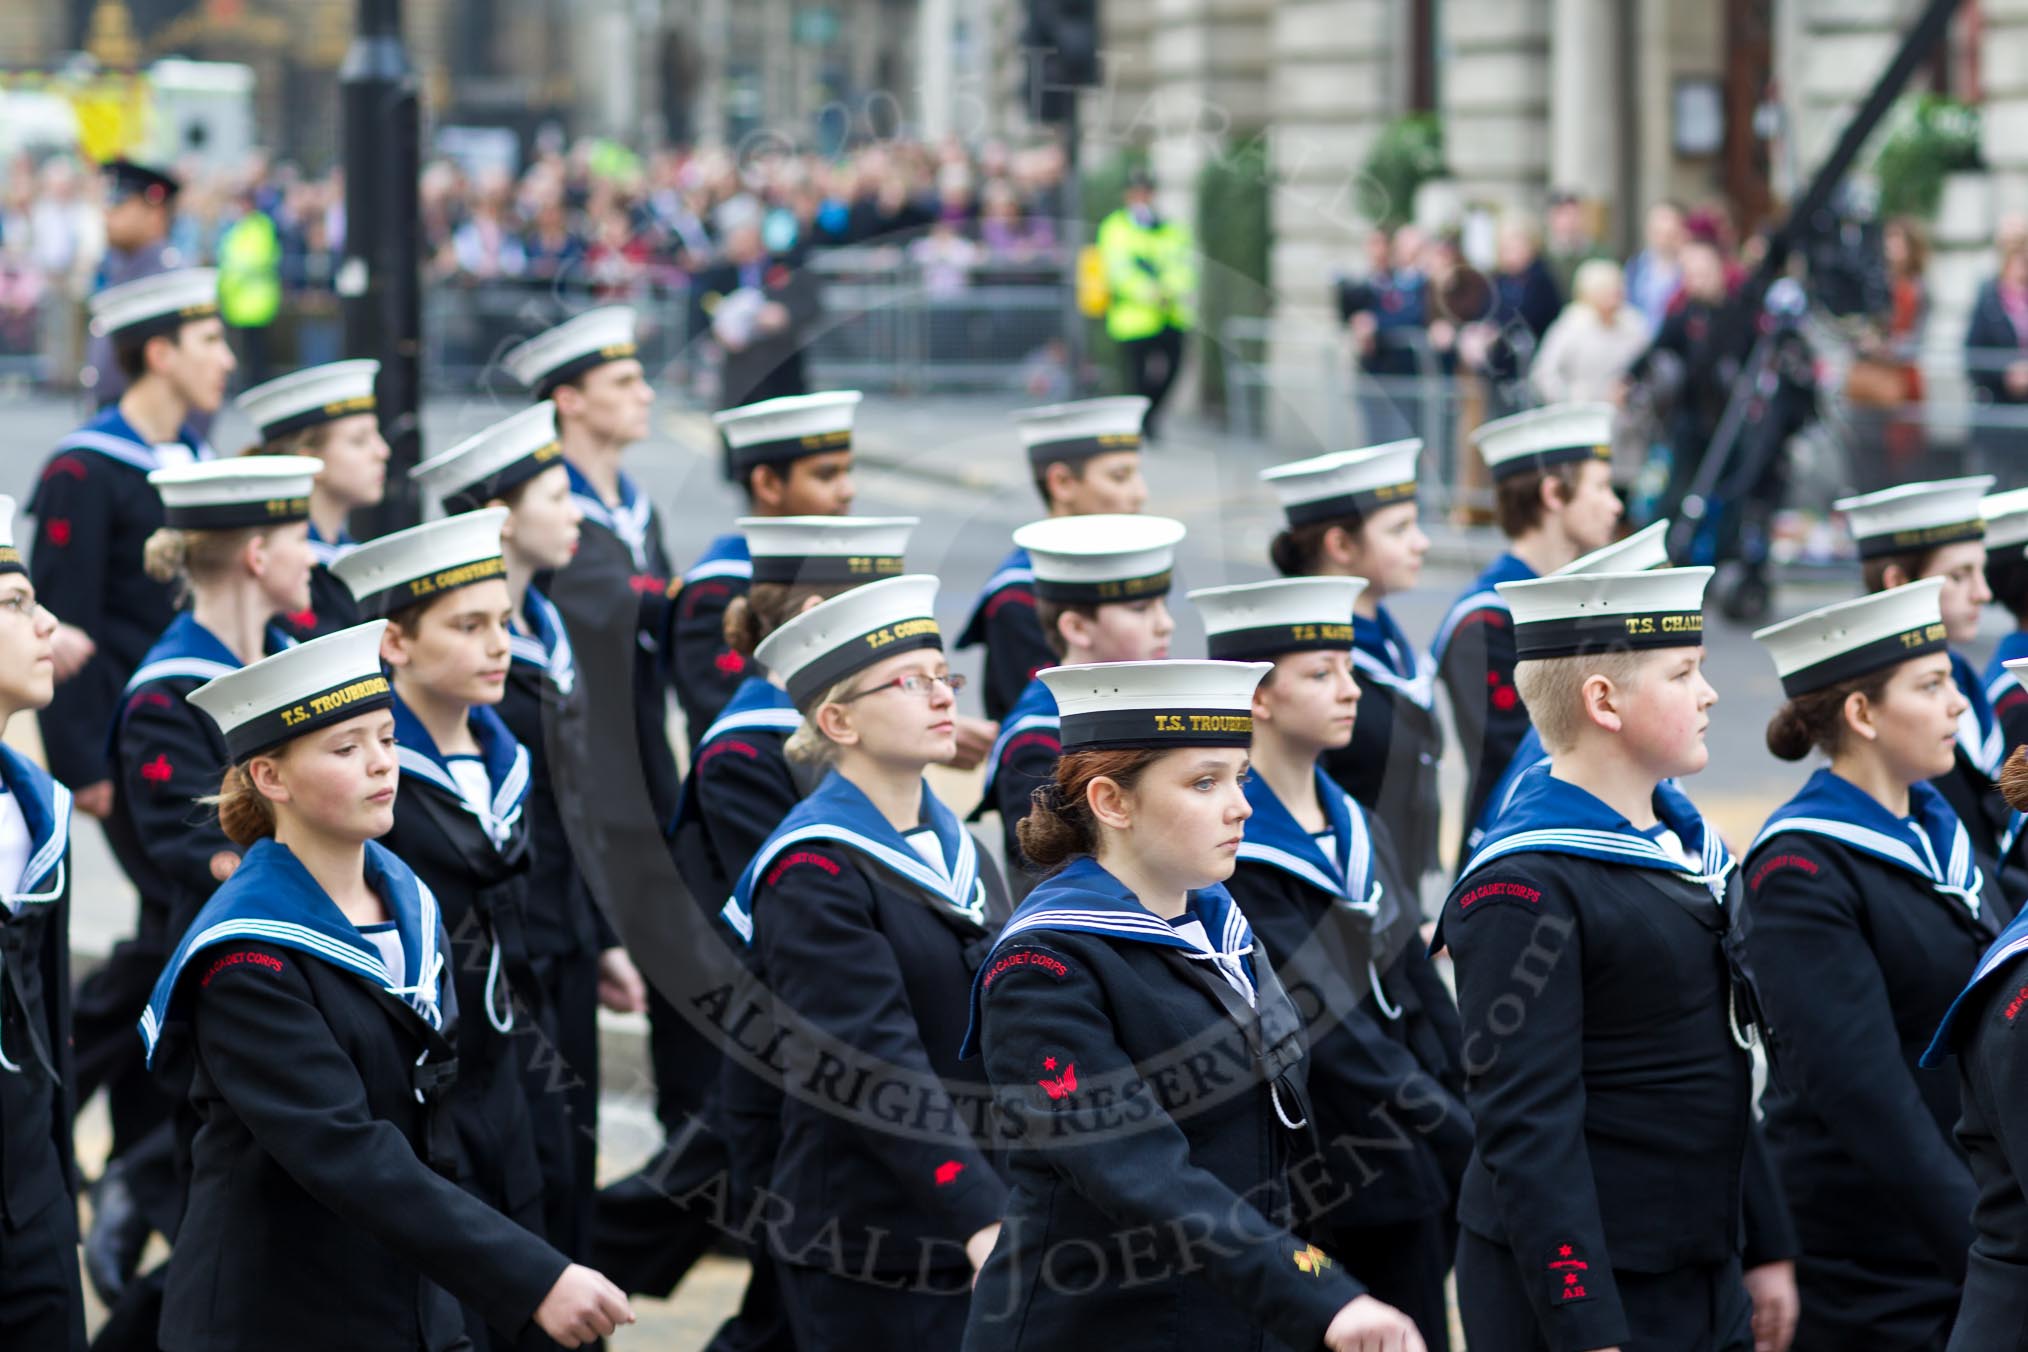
xmin=1353 ymin=603 xmax=1439 ymax=711
xmin=307 ymin=519 xmax=357 ymax=570
xmin=960 ymin=856 xmax=1258 ymax=1057
xmin=1952 ymin=649 xmax=2004 ymax=779
xmin=1924 ymin=903 xmax=2028 ymax=1066
xmin=565 ymin=459 xmax=656 ymax=571
xmin=1240 ymin=765 xmax=1379 ymax=913
xmin=697 ymin=675 xmax=800 ymax=749
xmin=1982 ymin=630 xmax=2028 ymax=709
xmin=1468 ymin=726 xmax=1552 ymax=853
xmin=682 ymin=531 xmax=753 ymax=586
xmin=0 ymin=745 xmax=69 ymax=913
xmin=141 ymin=838 xmax=448 ymax=1064
xmin=508 ymin=585 xmax=577 ymax=696
xmin=50 ymin=404 xmax=214 ymax=477
xmin=957 ymin=545 xmax=1035 ymax=648
xmin=1754 ymin=767 xmax=1984 ymax=918
xmin=123 ymin=611 xmax=289 ymax=695
xmin=1462 ymin=766 xmax=1736 ymax=905
xmin=980 ymin=675 xmax=1060 ymax=797
xmin=391 ymin=693 xmax=530 ymax=849
xmin=1431 ymin=551 xmax=1536 ymax=663
xmin=722 ymin=768 xmax=986 ymax=944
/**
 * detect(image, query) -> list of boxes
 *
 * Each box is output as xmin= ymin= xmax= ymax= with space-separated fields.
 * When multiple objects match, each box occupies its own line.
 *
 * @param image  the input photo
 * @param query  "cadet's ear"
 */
xmin=813 ymin=694 xmax=859 ymax=749
xmin=1841 ymin=687 xmax=1880 ymax=743
xmin=1087 ymin=774 xmax=1134 ymax=831
xmin=1878 ymin=562 xmax=1911 ymax=591
xmin=379 ymin=622 xmax=412 ymax=670
xmin=1578 ymin=670 xmax=1624 ymax=735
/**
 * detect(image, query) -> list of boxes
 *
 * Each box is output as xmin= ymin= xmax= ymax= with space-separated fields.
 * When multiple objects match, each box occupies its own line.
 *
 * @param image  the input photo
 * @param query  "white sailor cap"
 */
xmin=740 ymin=515 xmax=917 ymax=587
xmin=2003 ymin=655 xmax=2028 ymax=698
xmin=235 ymin=360 xmax=380 ymax=442
xmin=189 ymin=620 xmax=393 ymax=762
xmin=89 ymin=267 xmax=220 ymax=341
xmin=1040 ymin=659 xmax=1271 ymax=751
xmin=1553 ymin=519 xmax=1673 ymax=575
xmin=413 ymin=404 xmax=563 ymax=513
xmin=1984 ymin=489 xmax=2028 ymax=553
xmin=500 ymin=306 xmax=639 ymax=396
xmin=1833 ymin=476 xmax=1992 ymax=560
xmin=754 ymin=573 xmax=944 ymax=709
xmin=714 ymin=391 xmax=863 ymax=476
xmin=0 ymin=496 xmax=24 ymax=576
xmin=1260 ymin=441 xmax=1422 ymax=528
xmin=332 ymin=508 xmax=509 ymax=618
xmin=1471 ymin=403 xmax=1615 ymax=481
xmin=1496 ymin=566 xmax=1714 ymax=661
xmin=1186 ymin=577 xmax=1366 ymax=661
xmin=149 ymin=457 xmax=322 ymax=531
xmin=1012 ymin=396 xmax=1149 ymax=470
xmin=1012 ymin=514 xmax=1186 ymax=604
xmin=1754 ymin=578 xmax=1948 ymax=698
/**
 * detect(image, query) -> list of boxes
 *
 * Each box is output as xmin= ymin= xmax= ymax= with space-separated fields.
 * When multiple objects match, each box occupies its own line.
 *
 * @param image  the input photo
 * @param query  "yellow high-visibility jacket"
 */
xmin=1095 ymin=207 xmax=1196 ymax=342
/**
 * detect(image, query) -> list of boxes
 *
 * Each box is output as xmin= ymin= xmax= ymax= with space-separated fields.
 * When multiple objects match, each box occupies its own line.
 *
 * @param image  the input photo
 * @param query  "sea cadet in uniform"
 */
xmin=500 ymin=308 xmax=680 ymax=823
xmin=1432 ymin=404 xmax=1623 ymax=869
xmin=960 ymin=658 xmax=1427 ymax=1352
xmin=1260 ymin=441 xmax=1446 ymax=898
xmin=1835 ymin=478 xmax=2012 ymax=893
xmin=31 ymin=268 xmax=230 ymax=818
xmin=1746 ymin=580 xmax=2002 ymax=1350
xmin=1198 ymin=576 xmax=1470 ymax=1349
xmin=1920 ymin=707 xmax=2028 ymax=1351
xmin=73 ymin=457 xmax=319 ymax=1304
xmin=679 ymin=391 xmax=860 ymax=748
xmin=719 ymin=575 xmax=1010 ymax=1348
xmin=957 ymin=396 xmax=1150 ymax=722
xmin=333 ymin=512 xmax=557 ymax=1351
xmin=237 ymin=359 xmax=390 ymax=640
xmin=413 ymin=405 xmax=646 ymax=1269
xmin=139 ymin=623 xmax=634 ymax=1350
xmin=977 ymin=514 xmax=1182 ymax=891
xmin=1436 ymin=565 xmax=1798 ymax=1352
xmin=0 ymin=498 xmax=84 ymax=1349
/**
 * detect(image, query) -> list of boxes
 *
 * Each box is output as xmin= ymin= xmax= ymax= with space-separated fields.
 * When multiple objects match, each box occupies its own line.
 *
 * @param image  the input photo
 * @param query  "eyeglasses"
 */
xmin=836 ymin=671 xmax=967 ymax=703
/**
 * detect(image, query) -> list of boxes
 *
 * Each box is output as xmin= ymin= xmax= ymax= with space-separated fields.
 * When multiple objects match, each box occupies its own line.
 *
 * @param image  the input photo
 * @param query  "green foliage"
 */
xmin=1872 ymin=94 xmax=1982 ymax=220
xmin=1196 ymin=137 xmax=1272 ymax=413
xmin=1358 ymin=113 xmax=1446 ymax=230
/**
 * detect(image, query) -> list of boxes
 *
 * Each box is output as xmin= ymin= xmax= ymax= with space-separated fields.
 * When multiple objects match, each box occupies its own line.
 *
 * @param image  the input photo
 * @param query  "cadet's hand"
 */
xmin=597 ymin=946 xmax=647 ymax=1014
xmin=533 ymin=1264 xmax=634 ymax=1347
xmin=1324 ymin=1295 xmax=1425 ymax=1352
xmin=73 ymin=781 xmax=113 ymax=819
xmin=965 ymin=1221 xmax=1001 ymax=1284
xmin=51 ymin=623 xmax=94 ymax=682
xmin=1744 ymin=1259 xmax=1799 ymax=1352
xmin=947 ymin=716 xmax=997 ymax=772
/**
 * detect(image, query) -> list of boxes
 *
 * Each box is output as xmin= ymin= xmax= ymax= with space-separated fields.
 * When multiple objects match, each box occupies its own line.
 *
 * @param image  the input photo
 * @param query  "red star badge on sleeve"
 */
xmin=934 ymin=1159 xmax=965 ymax=1187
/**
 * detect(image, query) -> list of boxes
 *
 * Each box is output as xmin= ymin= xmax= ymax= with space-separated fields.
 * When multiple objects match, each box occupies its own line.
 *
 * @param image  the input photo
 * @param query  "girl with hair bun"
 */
xmin=73 ymin=457 xmax=320 ymax=1297
xmin=140 ymin=622 xmax=633 ymax=1350
xmin=720 ymin=574 xmax=1009 ymax=1348
xmin=1193 ymin=577 xmax=1468 ymax=1349
xmin=1745 ymin=579 xmax=2004 ymax=1351
xmin=961 ymin=658 xmax=1425 ymax=1352
xmin=235 ymin=359 xmax=389 ymax=640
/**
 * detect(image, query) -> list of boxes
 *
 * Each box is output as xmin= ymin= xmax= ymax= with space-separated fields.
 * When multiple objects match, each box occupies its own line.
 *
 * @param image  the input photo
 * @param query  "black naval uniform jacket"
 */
xmin=1741 ymin=827 xmax=2000 ymax=1346
xmin=961 ymin=883 xmax=1366 ymax=1350
xmin=1438 ymin=849 xmax=1792 ymax=1352
xmin=955 ymin=550 xmax=1055 ymax=725
xmin=739 ymin=816 xmax=1011 ymax=1276
xmin=1937 ymin=941 xmax=2028 ymax=1351
xmin=1327 ymin=615 xmax=1445 ymax=890
xmin=28 ymin=413 xmax=207 ymax=788
xmin=154 ymin=866 xmax=569 ymax=1350
xmin=1225 ymin=814 xmax=1470 ymax=1234
xmin=379 ymin=741 xmax=549 ymax=1236
xmin=538 ymin=472 xmax=681 ymax=827
xmin=668 ymin=534 xmax=754 ymax=754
